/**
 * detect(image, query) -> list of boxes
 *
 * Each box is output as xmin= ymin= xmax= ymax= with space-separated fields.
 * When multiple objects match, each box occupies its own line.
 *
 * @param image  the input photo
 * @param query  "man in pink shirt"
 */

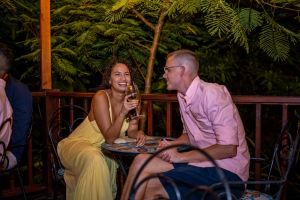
xmin=122 ymin=49 xmax=250 ymax=200
xmin=0 ymin=75 xmax=13 ymax=170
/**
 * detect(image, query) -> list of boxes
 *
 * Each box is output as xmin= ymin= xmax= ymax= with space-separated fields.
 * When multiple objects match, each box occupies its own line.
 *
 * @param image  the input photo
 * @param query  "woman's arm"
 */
xmin=127 ymin=118 xmax=146 ymax=146
xmin=92 ymin=91 xmax=127 ymax=144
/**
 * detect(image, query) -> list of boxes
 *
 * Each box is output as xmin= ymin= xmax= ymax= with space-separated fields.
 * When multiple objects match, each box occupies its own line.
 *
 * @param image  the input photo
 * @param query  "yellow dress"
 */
xmin=57 ymin=91 xmax=129 ymax=200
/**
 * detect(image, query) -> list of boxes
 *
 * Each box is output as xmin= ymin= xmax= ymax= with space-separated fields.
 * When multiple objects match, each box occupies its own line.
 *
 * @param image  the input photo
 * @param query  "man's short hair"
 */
xmin=167 ymin=49 xmax=199 ymax=74
xmin=0 ymin=43 xmax=13 ymax=67
xmin=166 ymin=49 xmax=197 ymax=60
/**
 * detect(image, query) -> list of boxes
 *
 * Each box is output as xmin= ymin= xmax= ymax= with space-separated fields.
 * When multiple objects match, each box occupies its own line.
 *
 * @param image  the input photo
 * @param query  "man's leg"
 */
xmin=121 ymin=153 xmax=173 ymax=200
xmin=157 ymin=166 xmax=244 ymax=200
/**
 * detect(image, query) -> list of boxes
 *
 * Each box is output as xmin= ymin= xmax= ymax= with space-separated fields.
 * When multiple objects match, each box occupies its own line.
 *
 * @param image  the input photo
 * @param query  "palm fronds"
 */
xmin=259 ymin=24 xmax=290 ymax=61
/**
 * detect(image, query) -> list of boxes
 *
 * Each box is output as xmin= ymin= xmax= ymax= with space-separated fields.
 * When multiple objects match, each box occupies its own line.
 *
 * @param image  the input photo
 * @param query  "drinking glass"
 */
xmin=125 ymin=82 xmax=140 ymax=120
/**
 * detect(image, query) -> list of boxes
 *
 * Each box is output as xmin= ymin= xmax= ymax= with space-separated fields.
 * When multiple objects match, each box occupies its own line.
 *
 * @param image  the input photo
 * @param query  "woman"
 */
xmin=57 ymin=59 xmax=146 ymax=200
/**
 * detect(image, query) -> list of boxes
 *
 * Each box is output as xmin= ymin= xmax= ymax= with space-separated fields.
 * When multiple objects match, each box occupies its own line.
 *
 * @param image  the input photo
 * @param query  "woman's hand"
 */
xmin=135 ymin=131 xmax=146 ymax=147
xmin=119 ymin=94 xmax=139 ymax=117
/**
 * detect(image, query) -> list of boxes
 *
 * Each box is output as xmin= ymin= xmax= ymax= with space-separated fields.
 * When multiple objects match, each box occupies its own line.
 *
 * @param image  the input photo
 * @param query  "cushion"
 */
xmin=241 ymin=189 xmax=273 ymax=200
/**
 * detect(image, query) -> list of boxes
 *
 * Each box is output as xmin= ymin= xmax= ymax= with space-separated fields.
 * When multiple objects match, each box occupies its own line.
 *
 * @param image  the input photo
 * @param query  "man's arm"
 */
xmin=158 ymin=132 xmax=190 ymax=149
xmin=172 ymin=132 xmax=190 ymax=144
xmin=175 ymin=144 xmax=237 ymax=163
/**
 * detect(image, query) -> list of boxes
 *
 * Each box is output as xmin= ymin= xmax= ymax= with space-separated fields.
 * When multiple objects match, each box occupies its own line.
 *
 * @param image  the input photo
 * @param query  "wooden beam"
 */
xmin=40 ymin=0 xmax=52 ymax=89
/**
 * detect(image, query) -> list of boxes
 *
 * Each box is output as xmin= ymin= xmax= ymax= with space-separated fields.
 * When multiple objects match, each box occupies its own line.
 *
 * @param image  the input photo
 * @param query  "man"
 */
xmin=0 ymin=75 xmax=13 ymax=169
xmin=0 ymin=43 xmax=32 ymax=169
xmin=121 ymin=49 xmax=250 ymax=200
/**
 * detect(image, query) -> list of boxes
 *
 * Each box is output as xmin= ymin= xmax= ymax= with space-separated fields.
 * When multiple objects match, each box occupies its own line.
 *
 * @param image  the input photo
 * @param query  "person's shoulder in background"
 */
xmin=5 ymin=75 xmax=32 ymax=104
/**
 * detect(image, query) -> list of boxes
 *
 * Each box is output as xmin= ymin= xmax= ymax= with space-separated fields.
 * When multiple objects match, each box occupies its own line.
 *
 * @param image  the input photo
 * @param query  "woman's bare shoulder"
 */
xmin=93 ymin=90 xmax=108 ymax=100
xmin=89 ymin=90 xmax=110 ymax=121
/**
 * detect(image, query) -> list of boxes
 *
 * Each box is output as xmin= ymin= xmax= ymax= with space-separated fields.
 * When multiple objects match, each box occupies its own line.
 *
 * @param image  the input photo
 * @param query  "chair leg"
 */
xmin=16 ymin=167 xmax=27 ymax=200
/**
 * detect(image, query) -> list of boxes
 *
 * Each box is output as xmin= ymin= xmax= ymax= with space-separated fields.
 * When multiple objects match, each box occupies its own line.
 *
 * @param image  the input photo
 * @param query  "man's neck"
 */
xmin=178 ymin=75 xmax=197 ymax=95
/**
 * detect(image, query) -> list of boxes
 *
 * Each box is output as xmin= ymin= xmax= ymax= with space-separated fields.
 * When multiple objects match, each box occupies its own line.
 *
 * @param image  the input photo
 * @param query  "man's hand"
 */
xmin=159 ymin=146 xmax=183 ymax=163
xmin=157 ymin=139 xmax=182 ymax=163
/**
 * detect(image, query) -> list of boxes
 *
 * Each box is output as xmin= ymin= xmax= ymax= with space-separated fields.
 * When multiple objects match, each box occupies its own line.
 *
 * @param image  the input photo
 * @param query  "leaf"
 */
xmin=239 ymin=8 xmax=263 ymax=31
xmin=52 ymin=5 xmax=73 ymax=15
xmin=259 ymin=24 xmax=290 ymax=61
xmin=167 ymin=0 xmax=199 ymax=18
xmin=230 ymin=10 xmax=249 ymax=52
xmin=52 ymin=48 xmax=77 ymax=57
xmin=264 ymin=13 xmax=300 ymax=43
xmin=270 ymin=0 xmax=289 ymax=3
xmin=205 ymin=9 xmax=232 ymax=37
xmin=0 ymin=0 xmax=16 ymax=12
xmin=111 ymin=0 xmax=141 ymax=11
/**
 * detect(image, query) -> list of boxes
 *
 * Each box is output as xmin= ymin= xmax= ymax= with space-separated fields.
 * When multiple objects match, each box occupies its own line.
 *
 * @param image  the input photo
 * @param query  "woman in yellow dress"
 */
xmin=57 ymin=59 xmax=146 ymax=200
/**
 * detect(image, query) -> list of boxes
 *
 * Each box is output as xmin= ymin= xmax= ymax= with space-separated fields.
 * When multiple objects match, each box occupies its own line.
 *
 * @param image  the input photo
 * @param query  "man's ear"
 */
xmin=179 ymin=66 xmax=185 ymax=77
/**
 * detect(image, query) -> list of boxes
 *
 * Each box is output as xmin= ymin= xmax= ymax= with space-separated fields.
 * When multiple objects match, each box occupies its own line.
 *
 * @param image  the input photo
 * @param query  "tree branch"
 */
xmin=132 ymin=9 xmax=155 ymax=31
xmin=259 ymin=0 xmax=300 ymax=12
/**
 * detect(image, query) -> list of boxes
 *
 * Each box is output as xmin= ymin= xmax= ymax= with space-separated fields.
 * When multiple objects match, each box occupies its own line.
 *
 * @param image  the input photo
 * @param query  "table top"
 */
xmin=101 ymin=136 xmax=174 ymax=156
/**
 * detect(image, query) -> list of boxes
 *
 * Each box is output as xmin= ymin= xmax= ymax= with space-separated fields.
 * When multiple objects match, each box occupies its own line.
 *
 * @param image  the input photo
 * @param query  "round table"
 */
xmin=101 ymin=136 xmax=174 ymax=156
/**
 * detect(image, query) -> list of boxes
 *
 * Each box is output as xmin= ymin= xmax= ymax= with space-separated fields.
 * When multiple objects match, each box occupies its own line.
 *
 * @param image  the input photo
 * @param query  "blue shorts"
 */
xmin=159 ymin=163 xmax=244 ymax=200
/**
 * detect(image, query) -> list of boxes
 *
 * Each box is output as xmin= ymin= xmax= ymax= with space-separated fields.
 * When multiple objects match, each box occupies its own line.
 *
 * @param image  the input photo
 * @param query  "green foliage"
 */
xmin=0 ymin=0 xmax=16 ymax=11
xmin=205 ymin=8 xmax=232 ymax=38
xmin=230 ymin=9 xmax=249 ymax=52
xmin=259 ymin=24 xmax=290 ymax=61
xmin=167 ymin=0 xmax=199 ymax=17
xmin=239 ymin=8 xmax=263 ymax=31
xmin=0 ymin=0 xmax=299 ymax=95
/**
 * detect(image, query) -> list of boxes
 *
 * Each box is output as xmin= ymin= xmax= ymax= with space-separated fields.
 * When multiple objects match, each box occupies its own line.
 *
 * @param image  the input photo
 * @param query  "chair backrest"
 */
xmin=129 ymin=144 xmax=232 ymax=200
xmin=0 ymin=117 xmax=12 ymax=169
xmin=47 ymin=105 xmax=88 ymax=182
xmin=263 ymin=110 xmax=300 ymax=198
xmin=0 ymin=117 xmax=12 ymax=133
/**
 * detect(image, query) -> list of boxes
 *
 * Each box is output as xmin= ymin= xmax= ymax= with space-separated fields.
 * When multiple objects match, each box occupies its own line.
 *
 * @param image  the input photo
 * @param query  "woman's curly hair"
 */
xmin=100 ymin=58 xmax=135 ymax=89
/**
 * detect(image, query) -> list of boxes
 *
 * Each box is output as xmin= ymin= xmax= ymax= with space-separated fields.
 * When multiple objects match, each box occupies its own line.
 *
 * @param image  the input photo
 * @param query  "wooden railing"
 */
xmin=1 ymin=90 xmax=300 ymax=198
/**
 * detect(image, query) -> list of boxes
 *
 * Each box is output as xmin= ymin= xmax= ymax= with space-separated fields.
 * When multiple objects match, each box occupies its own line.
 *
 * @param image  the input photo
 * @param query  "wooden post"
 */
xmin=40 ymin=0 xmax=52 ymax=89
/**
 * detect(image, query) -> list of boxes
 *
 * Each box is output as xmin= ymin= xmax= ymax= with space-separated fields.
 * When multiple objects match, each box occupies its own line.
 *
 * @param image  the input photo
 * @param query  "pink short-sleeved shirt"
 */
xmin=0 ymin=79 xmax=13 ymax=147
xmin=178 ymin=76 xmax=250 ymax=181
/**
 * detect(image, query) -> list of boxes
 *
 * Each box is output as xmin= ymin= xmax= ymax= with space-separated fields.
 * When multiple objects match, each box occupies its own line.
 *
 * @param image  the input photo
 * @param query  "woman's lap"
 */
xmin=58 ymin=139 xmax=116 ymax=200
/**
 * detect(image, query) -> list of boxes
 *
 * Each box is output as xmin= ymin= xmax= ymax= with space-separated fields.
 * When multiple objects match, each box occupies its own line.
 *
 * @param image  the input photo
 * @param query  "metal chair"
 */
xmin=0 ymin=117 xmax=12 ymax=170
xmin=47 ymin=104 xmax=88 ymax=199
xmin=129 ymin=144 xmax=233 ymax=200
xmin=0 ymin=117 xmax=30 ymax=200
xmin=231 ymin=110 xmax=300 ymax=200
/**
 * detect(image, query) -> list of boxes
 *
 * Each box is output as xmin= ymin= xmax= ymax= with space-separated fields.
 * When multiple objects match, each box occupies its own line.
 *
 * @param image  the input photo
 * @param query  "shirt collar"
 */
xmin=178 ymin=76 xmax=201 ymax=106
